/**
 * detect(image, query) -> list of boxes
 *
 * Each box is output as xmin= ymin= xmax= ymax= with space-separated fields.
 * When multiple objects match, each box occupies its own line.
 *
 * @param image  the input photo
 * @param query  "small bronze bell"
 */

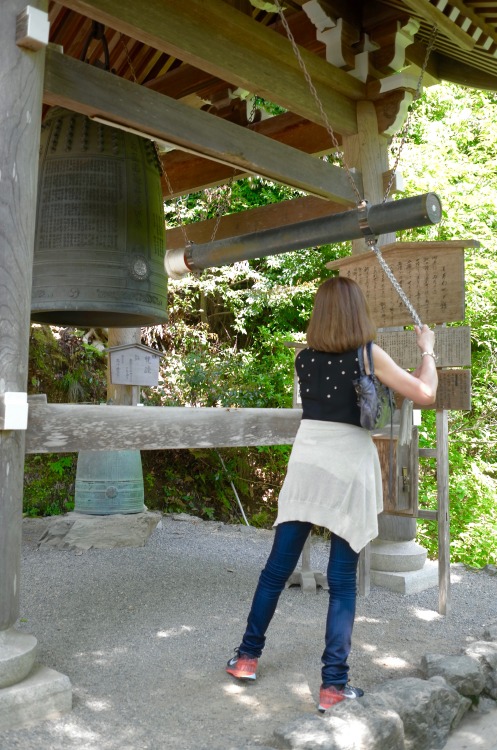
xmin=31 ymin=107 xmax=167 ymax=327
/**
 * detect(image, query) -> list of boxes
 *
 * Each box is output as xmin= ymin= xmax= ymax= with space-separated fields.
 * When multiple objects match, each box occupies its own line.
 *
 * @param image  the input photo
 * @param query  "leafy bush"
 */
xmin=23 ymin=454 xmax=77 ymax=517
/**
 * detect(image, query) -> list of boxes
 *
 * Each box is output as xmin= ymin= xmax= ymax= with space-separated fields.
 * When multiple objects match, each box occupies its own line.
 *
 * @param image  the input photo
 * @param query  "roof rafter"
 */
xmin=58 ymin=0 xmax=364 ymax=135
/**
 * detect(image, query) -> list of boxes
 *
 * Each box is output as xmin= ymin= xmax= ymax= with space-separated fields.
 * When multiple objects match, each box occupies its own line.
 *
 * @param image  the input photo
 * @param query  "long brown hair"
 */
xmin=306 ymin=276 xmax=377 ymax=352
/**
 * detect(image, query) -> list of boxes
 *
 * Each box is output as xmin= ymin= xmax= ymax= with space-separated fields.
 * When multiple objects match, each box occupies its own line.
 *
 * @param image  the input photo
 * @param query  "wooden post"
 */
xmin=0 ymin=0 xmax=46 ymax=633
xmin=107 ymin=328 xmax=142 ymax=406
xmin=343 ymin=101 xmax=394 ymax=595
xmin=437 ymin=409 xmax=451 ymax=615
xmin=342 ymin=100 xmax=395 ymax=253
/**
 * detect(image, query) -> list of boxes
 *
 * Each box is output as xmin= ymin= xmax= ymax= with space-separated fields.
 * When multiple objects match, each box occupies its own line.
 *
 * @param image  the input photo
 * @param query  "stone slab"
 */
xmin=371 ymin=560 xmax=438 ymax=594
xmin=442 ymin=707 xmax=497 ymax=750
xmin=0 ymin=663 xmax=72 ymax=731
xmin=37 ymin=511 xmax=162 ymax=551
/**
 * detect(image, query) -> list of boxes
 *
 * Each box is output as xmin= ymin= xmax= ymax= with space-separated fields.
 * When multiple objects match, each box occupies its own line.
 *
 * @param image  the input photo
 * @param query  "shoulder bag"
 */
xmin=354 ymin=341 xmax=394 ymax=431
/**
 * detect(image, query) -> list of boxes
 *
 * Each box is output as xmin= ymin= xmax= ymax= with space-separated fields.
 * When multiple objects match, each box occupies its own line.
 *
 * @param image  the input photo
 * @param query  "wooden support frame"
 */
xmin=25 ymin=403 xmax=302 ymax=454
xmin=59 ymin=0 xmax=364 ymax=135
xmin=43 ymin=48 xmax=361 ymax=204
xmin=166 ymin=195 xmax=347 ymax=249
xmin=161 ymin=112 xmax=337 ymax=197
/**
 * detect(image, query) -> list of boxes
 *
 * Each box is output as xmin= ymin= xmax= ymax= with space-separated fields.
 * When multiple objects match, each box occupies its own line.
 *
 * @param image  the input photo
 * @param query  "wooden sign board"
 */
xmin=327 ymin=241 xmax=476 ymax=327
xmin=397 ymin=369 xmax=471 ymax=411
xmin=107 ymin=344 xmax=164 ymax=386
xmin=376 ymin=326 xmax=471 ymax=369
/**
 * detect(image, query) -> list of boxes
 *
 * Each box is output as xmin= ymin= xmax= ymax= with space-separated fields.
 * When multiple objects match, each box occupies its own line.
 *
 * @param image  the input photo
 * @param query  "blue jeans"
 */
xmin=239 ymin=521 xmax=359 ymax=687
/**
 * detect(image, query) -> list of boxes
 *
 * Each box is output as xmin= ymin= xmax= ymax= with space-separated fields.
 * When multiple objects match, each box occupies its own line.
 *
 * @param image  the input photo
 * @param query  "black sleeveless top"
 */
xmin=295 ymin=347 xmax=361 ymax=426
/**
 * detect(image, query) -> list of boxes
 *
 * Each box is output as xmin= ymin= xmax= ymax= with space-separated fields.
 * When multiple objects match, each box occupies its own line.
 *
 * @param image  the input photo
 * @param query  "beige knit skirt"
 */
xmin=274 ymin=419 xmax=383 ymax=553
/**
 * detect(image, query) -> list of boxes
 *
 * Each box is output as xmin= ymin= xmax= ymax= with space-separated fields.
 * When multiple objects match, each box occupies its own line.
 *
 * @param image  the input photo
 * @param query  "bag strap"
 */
xmin=365 ymin=341 xmax=375 ymax=376
xmin=357 ymin=344 xmax=367 ymax=377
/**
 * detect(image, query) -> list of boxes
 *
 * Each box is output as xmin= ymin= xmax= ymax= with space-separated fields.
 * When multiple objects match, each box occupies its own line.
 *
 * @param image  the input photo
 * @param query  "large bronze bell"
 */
xmin=31 ymin=108 xmax=167 ymax=327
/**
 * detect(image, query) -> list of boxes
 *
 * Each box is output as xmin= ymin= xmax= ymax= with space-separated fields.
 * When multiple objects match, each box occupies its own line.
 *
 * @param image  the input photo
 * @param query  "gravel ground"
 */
xmin=1 ymin=515 xmax=497 ymax=750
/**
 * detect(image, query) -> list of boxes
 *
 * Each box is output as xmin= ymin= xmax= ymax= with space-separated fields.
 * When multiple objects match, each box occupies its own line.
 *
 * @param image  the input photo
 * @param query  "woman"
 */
xmin=226 ymin=276 xmax=438 ymax=712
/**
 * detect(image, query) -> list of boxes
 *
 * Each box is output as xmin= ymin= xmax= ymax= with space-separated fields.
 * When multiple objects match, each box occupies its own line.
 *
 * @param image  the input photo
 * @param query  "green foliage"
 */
xmin=396 ymin=83 xmax=497 ymax=566
xmin=141 ymin=445 xmax=288 ymax=525
xmin=25 ymin=326 xmax=106 ymax=517
xmin=23 ymin=454 xmax=77 ymax=517
xmin=29 ymin=325 xmax=107 ymax=403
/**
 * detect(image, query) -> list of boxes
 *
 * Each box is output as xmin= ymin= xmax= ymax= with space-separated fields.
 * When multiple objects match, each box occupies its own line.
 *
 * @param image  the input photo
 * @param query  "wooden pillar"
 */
xmin=0 ymin=0 xmax=46 ymax=633
xmin=343 ymin=100 xmax=395 ymax=253
xmin=343 ymin=101 xmax=431 ymax=595
xmin=107 ymin=328 xmax=142 ymax=406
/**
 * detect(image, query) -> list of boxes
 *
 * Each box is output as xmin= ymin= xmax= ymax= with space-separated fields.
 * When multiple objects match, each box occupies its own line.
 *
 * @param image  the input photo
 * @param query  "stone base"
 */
xmin=37 ymin=511 xmax=162 ymax=551
xmin=0 ymin=664 xmax=72 ymax=731
xmin=371 ymin=560 xmax=438 ymax=594
xmin=0 ymin=629 xmax=37 ymax=688
xmin=287 ymin=569 xmax=329 ymax=592
xmin=370 ymin=539 xmax=427 ymax=572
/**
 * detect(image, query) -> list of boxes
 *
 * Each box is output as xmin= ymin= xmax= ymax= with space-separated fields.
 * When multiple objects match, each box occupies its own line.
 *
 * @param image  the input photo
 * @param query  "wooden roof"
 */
xmin=44 ymin=0 xmax=497 ymax=207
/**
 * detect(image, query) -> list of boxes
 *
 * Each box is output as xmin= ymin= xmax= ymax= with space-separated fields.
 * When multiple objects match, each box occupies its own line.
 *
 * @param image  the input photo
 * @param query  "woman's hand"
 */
xmin=414 ymin=324 xmax=435 ymax=355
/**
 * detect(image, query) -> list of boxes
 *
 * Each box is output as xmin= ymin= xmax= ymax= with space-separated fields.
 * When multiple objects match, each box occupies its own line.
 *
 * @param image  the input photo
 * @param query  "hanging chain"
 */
xmin=273 ymin=0 xmax=363 ymax=203
xmin=120 ymin=33 xmax=235 ymax=253
xmin=273 ymin=3 xmax=437 ymax=327
xmin=208 ymin=171 xmax=237 ymax=243
xmin=120 ymin=35 xmax=137 ymax=82
xmin=383 ymin=25 xmax=438 ymax=202
xmin=369 ymin=244 xmax=422 ymax=327
xmin=247 ymin=96 xmax=259 ymax=124
xmin=162 ymin=164 xmax=238 ymax=251
xmin=370 ymin=26 xmax=438 ymax=328
xmin=163 ymin=168 xmax=192 ymax=247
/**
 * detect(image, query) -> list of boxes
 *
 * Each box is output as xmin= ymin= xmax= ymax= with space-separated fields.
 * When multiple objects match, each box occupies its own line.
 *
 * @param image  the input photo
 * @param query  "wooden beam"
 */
xmin=405 ymin=42 xmax=497 ymax=91
xmin=401 ymin=0 xmax=477 ymax=51
xmin=161 ymin=112 xmax=338 ymax=197
xmin=436 ymin=53 xmax=497 ymax=91
xmin=58 ymin=0 xmax=363 ymax=135
xmin=43 ymin=48 xmax=361 ymax=204
xmin=166 ymin=196 xmax=346 ymax=249
xmin=25 ymin=404 xmax=302 ymax=453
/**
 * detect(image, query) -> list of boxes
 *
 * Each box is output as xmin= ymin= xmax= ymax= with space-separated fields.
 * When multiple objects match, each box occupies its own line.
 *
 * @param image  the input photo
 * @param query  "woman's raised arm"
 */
xmin=372 ymin=325 xmax=438 ymax=406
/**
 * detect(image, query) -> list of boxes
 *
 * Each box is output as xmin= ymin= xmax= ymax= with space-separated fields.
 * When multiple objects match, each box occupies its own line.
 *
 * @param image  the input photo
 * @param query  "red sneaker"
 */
xmin=226 ymin=650 xmax=258 ymax=681
xmin=318 ymin=684 xmax=364 ymax=712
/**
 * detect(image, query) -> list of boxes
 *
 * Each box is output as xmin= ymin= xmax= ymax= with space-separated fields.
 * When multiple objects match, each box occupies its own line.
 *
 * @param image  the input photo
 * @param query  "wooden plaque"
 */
xmin=327 ymin=241 xmax=476 ymax=327
xmin=108 ymin=345 xmax=163 ymax=386
xmin=376 ymin=326 xmax=471 ymax=369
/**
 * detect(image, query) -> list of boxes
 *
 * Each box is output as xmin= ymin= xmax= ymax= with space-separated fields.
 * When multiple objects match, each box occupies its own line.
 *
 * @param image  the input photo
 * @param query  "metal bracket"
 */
xmin=0 ymin=393 xmax=29 ymax=430
xmin=16 ymin=6 xmax=50 ymax=51
xmin=356 ymin=199 xmax=378 ymax=247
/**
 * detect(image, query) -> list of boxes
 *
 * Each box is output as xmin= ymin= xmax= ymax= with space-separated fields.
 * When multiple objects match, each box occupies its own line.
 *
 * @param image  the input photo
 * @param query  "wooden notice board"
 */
xmin=327 ymin=241 xmax=478 ymax=327
xmin=376 ymin=326 xmax=471 ymax=369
